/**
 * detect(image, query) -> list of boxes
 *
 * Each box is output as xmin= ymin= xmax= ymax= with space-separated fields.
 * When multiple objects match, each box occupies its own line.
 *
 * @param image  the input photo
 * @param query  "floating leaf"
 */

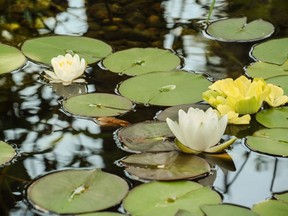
xmin=120 ymin=151 xmax=211 ymax=181
xmin=117 ymin=121 xmax=177 ymax=153
xmin=94 ymin=117 xmax=130 ymax=127
xmin=62 ymin=93 xmax=133 ymax=117
xmin=0 ymin=44 xmax=26 ymax=74
xmin=27 ymin=169 xmax=129 ymax=214
xmin=201 ymin=204 xmax=257 ymax=216
xmin=0 ymin=141 xmax=16 ymax=166
xmin=265 ymin=75 xmax=288 ymax=95
xmin=250 ymin=38 xmax=288 ymax=65
xmin=118 ymin=70 xmax=210 ymax=106
xmin=274 ymin=191 xmax=288 ymax=204
xmin=155 ymin=104 xmax=210 ymax=121
xmin=206 ymin=17 xmax=274 ymax=42
xmin=123 ymin=181 xmax=221 ymax=216
xmin=102 ymin=48 xmax=181 ymax=76
xmin=256 ymin=107 xmax=288 ymax=128
xmin=252 ymin=200 xmax=288 ymax=216
xmin=78 ymin=212 xmax=126 ymax=216
xmin=21 ymin=36 xmax=112 ymax=65
xmin=245 ymin=61 xmax=288 ymax=79
xmin=246 ymin=128 xmax=288 ymax=157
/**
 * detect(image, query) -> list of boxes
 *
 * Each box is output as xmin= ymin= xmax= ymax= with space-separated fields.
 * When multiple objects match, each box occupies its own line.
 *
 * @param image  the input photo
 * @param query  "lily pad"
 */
xmin=155 ymin=104 xmax=210 ymax=121
xmin=120 ymin=151 xmax=211 ymax=181
xmin=116 ymin=121 xmax=177 ymax=153
xmin=21 ymin=36 xmax=112 ymax=65
xmin=118 ymin=70 xmax=211 ymax=106
xmin=27 ymin=169 xmax=129 ymax=214
xmin=201 ymin=204 xmax=257 ymax=216
xmin=78 ymin=212 xmax=126 ymax=216
xmin=246 ymin=128 xmax=288 ymax=157
xmin=256 ymin=107 xmax=288 ymax=128
xmin=250 ymin=38 xmax=288 ymax=65
xmin=0 ymin=44 xmax=26 ymax=74
xmin=206 ymin=17 xmax=274 ymax=42
xmin=123 ymin=181 xmax=221 ymax=216
xmin=252 ymin=200 xmax=288 ymax=216
xmin=0 ymin=141 xmax=16 ymax=166
xmin=274 ymin=192 xmax=288 ymax=203
xmin=102 ymin=48 xmax=181 ymax=76
xmin=245 ymin=61 xmax=288 ymax=79
xmin=62 ymin=93 xmax=133 ymax=117
xmin=265 ymin=75 xmax=288 ymax=95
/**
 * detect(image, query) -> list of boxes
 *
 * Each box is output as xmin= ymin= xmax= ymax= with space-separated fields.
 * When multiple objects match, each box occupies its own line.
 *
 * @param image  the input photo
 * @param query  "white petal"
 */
xmin=44 ymin=70 xmax=58 ymax=80
xmin=166 ymin=117 xmax=186 ymax=146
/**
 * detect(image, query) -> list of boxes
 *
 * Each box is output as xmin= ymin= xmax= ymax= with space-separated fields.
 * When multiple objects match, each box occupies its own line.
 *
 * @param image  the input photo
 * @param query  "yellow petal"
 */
xmin=204 ymin=137 xmax=237 ymax=153
xmin=265 ymin=84 xmax=288 ymax=107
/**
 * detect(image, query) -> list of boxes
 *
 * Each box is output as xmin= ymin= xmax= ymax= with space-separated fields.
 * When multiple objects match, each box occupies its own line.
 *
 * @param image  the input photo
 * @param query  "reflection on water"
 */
xmin=0 ymin=0 xmax=288 ymax=215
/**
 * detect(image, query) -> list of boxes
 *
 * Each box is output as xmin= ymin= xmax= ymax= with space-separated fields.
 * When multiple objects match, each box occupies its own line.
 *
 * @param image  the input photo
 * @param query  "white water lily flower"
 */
xmin=166 ymin=107 xmax=235 ymax=154
xmin=44 ymin=53 xmax=86 ymax=86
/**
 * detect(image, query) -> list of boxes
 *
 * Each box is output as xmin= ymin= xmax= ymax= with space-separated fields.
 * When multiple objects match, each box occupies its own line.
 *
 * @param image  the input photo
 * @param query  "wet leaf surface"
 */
xmin=206 ymin=17 xmax=274 ymax=42
xmin=117 ymin=121 xmax=177 ymax=153
xmin=123 ymin=181 xmax=221 ymax=216
xmin=120 ymin=151 xmax=211 ymax=181
xmin=27 ymin=169 xmax=129 ymax=214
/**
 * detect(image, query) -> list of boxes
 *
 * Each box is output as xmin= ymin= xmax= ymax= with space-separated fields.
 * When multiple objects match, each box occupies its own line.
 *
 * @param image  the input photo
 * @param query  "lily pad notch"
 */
xmin=205 ymin=17 xmax=274 ymax=42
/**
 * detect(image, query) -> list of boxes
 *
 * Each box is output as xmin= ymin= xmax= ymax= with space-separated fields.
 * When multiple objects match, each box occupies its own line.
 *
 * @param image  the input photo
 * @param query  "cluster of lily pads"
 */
xmin=0 ymin=17 xmax=288 ymax=215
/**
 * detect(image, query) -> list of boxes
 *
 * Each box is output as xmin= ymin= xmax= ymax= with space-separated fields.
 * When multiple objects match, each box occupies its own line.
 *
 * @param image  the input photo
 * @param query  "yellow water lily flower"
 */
xmin=166 ymin=107 xmax=236 ymax=154
xmin=265 ymin=84 xmax=288 ymax=107
xmin=202 ymin=75 xmax=286 ymax=124
xmin=44 ymin=53 xmax=86 ymax=86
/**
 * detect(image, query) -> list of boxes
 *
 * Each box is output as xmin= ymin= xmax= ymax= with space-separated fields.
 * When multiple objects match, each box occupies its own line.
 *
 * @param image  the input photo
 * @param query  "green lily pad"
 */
xmin=246 ymin=128 xmax=288 ymax=157
xmin=102 ymin=48 xmax=181 ymax=76
xmin=251 ymin=38 xmax=288 ymax=65
xmin=206 ymin=17 xmax=274 ymax=42
xmin=120 ymin=151 xmax=211 ymax=181
xmin=0 ymin=44 xmax=26 ymax=74
xmin=274 ymin=192 xmax=288 ymax=204
xmin=245 ymin=61 xmax=288 ymax=79
xmin=117 ymin=121 xmax=177 ymax=153
xmin=265 ymin=75 xmax=288 ymax=95
xmin=123 ymin=181 xmax=221 ymax=216
xmin=21 ymin=36 xmax=112 ymax=65
xmin=27 ymin=169 xmax=129 ymax=214
xmin=201 ymin=204 xmax=257 ymax=216
xmin=155 ymin=104 xmax=210 ymax=121
xmin=0 ymin=141 xmax=16 ymax=166
xmin=252 ymin=200 xmax=288 ymax=216
xmin=118 ymin=70 xmax=211 ymax=106
xmin=256 ymin=107 xmax=288 ymax=128
xmin=62 ymin=93 xmax=133 ymax=117
xmin=78 ymin=212 xmax=126 ymax=216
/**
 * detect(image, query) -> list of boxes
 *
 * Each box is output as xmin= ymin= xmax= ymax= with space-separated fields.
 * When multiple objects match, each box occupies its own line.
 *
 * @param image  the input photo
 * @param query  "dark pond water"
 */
xmin=1 ymin=0 xmax=288 ymax=215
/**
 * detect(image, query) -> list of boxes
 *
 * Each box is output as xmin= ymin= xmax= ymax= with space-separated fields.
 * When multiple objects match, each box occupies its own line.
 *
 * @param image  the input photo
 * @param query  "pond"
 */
xmin=1 ymin=0 xmax=288 ymax=215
